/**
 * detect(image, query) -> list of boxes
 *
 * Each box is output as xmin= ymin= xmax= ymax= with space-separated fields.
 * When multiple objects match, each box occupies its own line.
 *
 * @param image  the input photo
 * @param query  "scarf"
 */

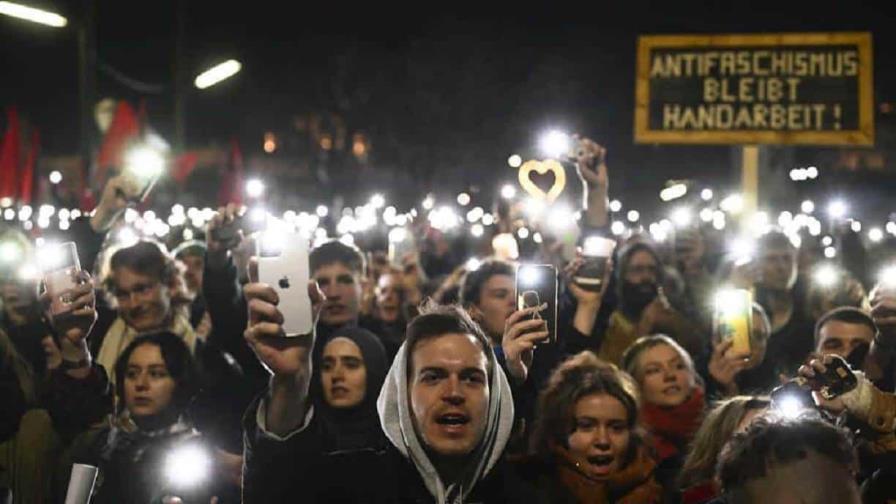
xmin=553 ymin=443 xmax=662 ymax=503
xmin=641 ymin=387 xmax=705 ymax=462
xmin=377 ymin=339 xmax=515 ymax=504
xmin=96 ymin=313 xmax=197 ymax=382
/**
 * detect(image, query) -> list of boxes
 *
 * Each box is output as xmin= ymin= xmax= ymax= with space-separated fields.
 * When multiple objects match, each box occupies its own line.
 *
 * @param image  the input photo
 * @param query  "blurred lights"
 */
xmin=801 ymin=200 xmax=815 ymax=213
xmin=370 ymin=194 xmax=385 ymax=209
xmin=165 ymin=444 xmax=211 ymax=488
xmin=194 ymin=59 xmax=242 ymax=89
xmin=422 ymin=195 xmax=435 ymax=210
xmin=456 ymin=193 xmax=471 ymax=206
xmin=869 ymin=228 xmax=884 ymax=243
xmin=627 ymin=210 xmax=640 ymax=222
xmin=263 ymin=132 xmax=277 ymax=153
xmin=720 ymin=194 xmax=744 ymax=214
xmin=611 ymin=221 xmax=626 ymax=236
xmin=660 ymin=183 xmax=688 ymax=202
xmin=471 ymin=224 xmax=484 ymax=237
xmin=49 ymin=170 xmax=62 ymax=184
xmin=517 ymin=227 xmax=530 ymax=239
xmin=851 ymin=220 xmax=862 ymax=233
xmin=814 ymin=264 xmax=839 ymax=288
xmin=466 ymin=258 xmax=482 ymax=271
xmin=609 ymin=200 xmax=622 ymax=212
xmin=699 ymin=208 xmax=714 ymax=222
xmin=501 ymin=184 xmax=516 ymax=200
xmin=700 ymin=188 xmax=713 ymax=201
xmin=0 ymin=1 xmax=67 ymax=27
xmin=508 ymin=155 xmax=522 ymax=168
xmin=827 ymin=200 xmax=847 ymax=219
xmin=539 ymin=130 xmax=570 ymax=158
xmin=670 ymin=207 xmax=692 ymax=227
xmin=824 ymin=246 xmax=837 ymax=258
xmin=246 ymin=179 xmax=265 ymax=198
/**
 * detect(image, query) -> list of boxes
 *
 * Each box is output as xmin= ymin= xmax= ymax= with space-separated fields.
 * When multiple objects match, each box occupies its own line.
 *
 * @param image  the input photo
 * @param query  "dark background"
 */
xmin=1 ymin=0 xmax=895 ymax=220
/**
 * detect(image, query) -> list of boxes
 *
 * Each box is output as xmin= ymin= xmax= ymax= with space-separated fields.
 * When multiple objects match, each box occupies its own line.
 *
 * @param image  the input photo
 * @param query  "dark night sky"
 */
xmin=2 ymin=0 xmax=896 ymax=215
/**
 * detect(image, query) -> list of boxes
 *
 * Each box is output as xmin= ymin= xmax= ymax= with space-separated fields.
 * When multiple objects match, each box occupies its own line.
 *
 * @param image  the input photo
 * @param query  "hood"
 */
xmin=376 ymin=339 xmax=514 ymax=504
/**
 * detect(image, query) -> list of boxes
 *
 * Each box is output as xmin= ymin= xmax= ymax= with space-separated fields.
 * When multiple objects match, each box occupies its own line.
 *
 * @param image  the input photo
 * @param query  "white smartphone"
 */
xmin=257 ymin=231 xmax=313 ymax=337
xmin=39 ymin=242 xmax=81 ymax=318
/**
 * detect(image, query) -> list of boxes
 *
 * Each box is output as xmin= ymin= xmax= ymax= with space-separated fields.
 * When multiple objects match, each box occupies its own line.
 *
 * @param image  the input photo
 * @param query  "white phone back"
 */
xmin=258 ymin=234 xmax=313 ymax=336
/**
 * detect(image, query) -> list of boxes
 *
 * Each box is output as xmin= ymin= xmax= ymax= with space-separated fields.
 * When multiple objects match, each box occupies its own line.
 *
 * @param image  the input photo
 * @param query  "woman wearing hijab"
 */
xmin=311 ymin=326 xmax=389 ymax=452
xmin=60 ymin=332 xmax=226 ymax=503
xmin=622 ymin=334 xmax=705 ymax=498
xmin=522 ymin=351 xmax=662 ymax=503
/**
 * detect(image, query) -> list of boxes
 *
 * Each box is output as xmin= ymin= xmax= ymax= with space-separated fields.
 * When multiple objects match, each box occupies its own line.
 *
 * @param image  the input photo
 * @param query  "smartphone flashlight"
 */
xmin=538 ymin=130 xmax=571 ymax=159
xmin=813 ymin=264 xmax=840 ymax=288
xmin=164 ymin=444 xmax=211 ymax=489
xmin=124 ymin=146 xmax=165 ymax=181
xmin=518 ymin=265 xmax=541 ymax=288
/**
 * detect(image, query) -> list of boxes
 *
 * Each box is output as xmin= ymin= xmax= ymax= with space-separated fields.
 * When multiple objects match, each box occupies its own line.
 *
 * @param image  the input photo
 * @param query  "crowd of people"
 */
xmin=2 ymin=136 xmax=896 ymax=503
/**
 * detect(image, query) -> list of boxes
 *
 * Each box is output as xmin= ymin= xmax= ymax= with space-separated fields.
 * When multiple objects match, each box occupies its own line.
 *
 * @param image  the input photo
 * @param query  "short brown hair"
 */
xmin=530 ymin=351 xmax=641 ymax=462
xmin=104 ymin=240 xmax=177 ymax=292
xmin=404 ymin=301 xmax=493 ymax=376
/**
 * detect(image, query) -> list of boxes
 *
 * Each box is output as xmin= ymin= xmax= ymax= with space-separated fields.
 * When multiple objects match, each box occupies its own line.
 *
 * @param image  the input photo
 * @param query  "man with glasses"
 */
xmin=94 ymin=240 xmax=197 ymax=379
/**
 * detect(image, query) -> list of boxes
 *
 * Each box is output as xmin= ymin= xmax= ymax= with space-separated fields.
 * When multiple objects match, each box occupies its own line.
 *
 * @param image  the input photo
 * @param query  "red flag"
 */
xmin=18 ymin=129 xmax=38 ymax=204
xmin=96 ymin=101 xmax=140 ymax=184
xmin=172 ymin=152 xmax=199 ymax=185
xmin=0 ymin=107 xmax=21 ymax=199
xmin=217 ymin=138 xmax=244 ymax=206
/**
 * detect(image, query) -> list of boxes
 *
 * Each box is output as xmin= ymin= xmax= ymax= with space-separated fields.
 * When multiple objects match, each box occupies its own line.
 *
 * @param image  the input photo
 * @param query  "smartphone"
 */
xmin=388 ymin=228 xmax=416 ymax=267
xmin=38 ymin=242 xmax=82 ymax=321
xmin=257 ymin=232 xmax=313 ymax=337
xmin=714 ymin=289 xmax=753 ymax=356
xmin=574 ymin=236 xmax=615 ymax=292
xmin=563 ymin=137 xmax=586 ymax=161
xmin=802 ymin=355 xmax=858 ymax=400
xmin=515 ymin=264 xmax=558 ymax=343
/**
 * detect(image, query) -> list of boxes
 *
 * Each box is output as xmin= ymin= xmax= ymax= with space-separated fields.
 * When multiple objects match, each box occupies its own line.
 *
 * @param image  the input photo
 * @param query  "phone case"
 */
xmin=258 ymin=234 xmax=313 ymax=337
xmin=515 ymin=264 xmax=558 ymax=343
xmin=715 ymin=289 xmax=752 ymax=356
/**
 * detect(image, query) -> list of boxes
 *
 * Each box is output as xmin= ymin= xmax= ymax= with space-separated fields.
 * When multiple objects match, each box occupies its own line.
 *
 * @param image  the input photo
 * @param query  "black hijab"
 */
xmin=311 ymin=326 xmax=389 ymax=452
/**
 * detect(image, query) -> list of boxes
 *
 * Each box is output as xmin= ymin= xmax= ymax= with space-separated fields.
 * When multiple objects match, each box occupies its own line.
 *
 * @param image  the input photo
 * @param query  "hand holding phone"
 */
xmin=39 ymin=242 xmax=81 ymax=319
xmin=713 ymin=289 xmax=753 ymax=358
xmin=256 ymin=231 xmax=313 ymax=337
xmin=574 ymin=236 xmax=615 ymax=292
xmin=798 ymin=355 xmax=858 ymax=400
xmin=515 ymin=264 xmax=558 ymax=343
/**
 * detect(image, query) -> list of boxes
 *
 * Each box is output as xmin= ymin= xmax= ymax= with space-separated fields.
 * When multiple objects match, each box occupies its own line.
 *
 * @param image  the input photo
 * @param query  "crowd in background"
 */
xmin=3 ymin=136 xmax=896 ymax=503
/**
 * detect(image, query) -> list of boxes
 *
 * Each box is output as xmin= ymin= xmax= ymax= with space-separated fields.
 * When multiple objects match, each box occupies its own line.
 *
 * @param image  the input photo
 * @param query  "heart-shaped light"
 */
xmin=518 ymin=159 xmax=566 ymax=202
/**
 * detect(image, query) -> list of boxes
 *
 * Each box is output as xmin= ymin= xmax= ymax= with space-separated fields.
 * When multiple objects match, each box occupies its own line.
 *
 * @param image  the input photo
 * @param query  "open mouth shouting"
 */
xmin=435 ymin=411 xmax=471 ymax=436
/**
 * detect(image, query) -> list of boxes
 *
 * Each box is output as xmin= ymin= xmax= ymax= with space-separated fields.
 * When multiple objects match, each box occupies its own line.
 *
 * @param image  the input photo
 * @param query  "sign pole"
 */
xmin=741 ymin=145 xmax=759 ymax=225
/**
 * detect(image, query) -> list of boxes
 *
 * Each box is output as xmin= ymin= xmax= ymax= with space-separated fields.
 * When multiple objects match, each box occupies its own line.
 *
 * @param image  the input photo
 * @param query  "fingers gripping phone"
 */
xmin=257 ymin=232 xmax=313 ymax=336
xmin=515 ymin=264 xmax=558 ymax=343
xmin=798 ymin=355 xmax=858 ymax=400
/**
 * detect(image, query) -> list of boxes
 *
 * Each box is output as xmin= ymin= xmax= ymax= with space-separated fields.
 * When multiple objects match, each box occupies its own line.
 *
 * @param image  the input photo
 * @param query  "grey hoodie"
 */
xmin=376 ymin=339 xmax=515 ymax=504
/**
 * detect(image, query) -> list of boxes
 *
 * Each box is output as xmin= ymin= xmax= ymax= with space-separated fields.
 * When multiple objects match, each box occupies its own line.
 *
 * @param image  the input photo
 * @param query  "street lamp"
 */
xmin=0 ymin=1 xmax=67 ymax=27
xmin=194 ymin=59 xmax=242 ymax=89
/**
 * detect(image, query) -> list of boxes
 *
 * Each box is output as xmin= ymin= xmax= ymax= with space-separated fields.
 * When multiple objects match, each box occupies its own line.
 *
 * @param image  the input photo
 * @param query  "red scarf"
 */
xmin=641 ymin=387 xmax=705 ymax=461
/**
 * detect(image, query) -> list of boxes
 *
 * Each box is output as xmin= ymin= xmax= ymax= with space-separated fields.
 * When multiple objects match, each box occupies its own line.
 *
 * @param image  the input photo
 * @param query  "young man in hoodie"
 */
xmin=241 ymin=275 xmax=524 ymax=503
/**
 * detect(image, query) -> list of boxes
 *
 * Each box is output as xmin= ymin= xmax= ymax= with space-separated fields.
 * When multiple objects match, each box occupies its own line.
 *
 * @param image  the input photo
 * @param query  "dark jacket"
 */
xmin=242 ymin=407 xmax=536 ymax=503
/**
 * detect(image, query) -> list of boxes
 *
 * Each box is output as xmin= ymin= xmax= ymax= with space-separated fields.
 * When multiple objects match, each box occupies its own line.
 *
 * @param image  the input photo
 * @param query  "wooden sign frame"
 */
xmin=634 ymin=32 xmax=874 ymax=145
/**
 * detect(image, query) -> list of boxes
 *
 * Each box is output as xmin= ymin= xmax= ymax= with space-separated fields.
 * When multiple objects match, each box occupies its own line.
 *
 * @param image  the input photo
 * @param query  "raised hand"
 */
xmin=708 ymin=339 xmax=750 ymax=396
xmin=502 ymin=306 xmax=550 ymax=384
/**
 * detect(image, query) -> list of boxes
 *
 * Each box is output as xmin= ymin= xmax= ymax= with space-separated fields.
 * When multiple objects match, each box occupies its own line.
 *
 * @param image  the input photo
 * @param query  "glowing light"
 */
xmin=824 ymin=246 xmax=837 ymax=258
xmin=699 ymin=208 xmax=714 ymax=222
xmin=821 ymin=236 xmax=833 ymax=247
xmin=370 ymin=194 xmax=385 ymax=209
xmin=422 ymin=195 xmax=435 ymax=210
xmin=609 ymin=200 xmax=622 ymax=212
xmin=316 ymin=205 xmax=328 ymax=217
xmin=888 ymin=222 xmax=896 ymax=235
xmin=869 ymin=228 xmax=884 ymax=243
xmin=471 ymin=224 xmax=484 ymax=237
xmin=806 ymin=166 xmax=819 ymax=179
xmin=524 ymin=197 xmax=546 ymax=217
xmin=720 ymin=194 xmax=744 ymax=214
xmin=194 ymin=59 xmax=242 ymax=89
xmin=0 ymin=242 xmax=22 ymax=262
xmin=3 ymin=208 xmax=14 ymax=220
xmin=501 ymin=184 xmax=516 ymax=200
xmin=18 ymin=206 xmax=32 ymax=221
xmin=776 ymin=395 xmax=806 ymax=419
xmin=814 ymin=264 xmax=839 ymax=288
xmin=0 ymin=197 xmax=11 ymax=207
xmin=880 ymin=265 xmax=896 ymax=286
xmin=18 ymin=263 xmax=38 ymax=280
xmin=533 ymin=232 xmax=543 ymax=244
xmin=518 ymin=265 xmax=541 ymax=286
xmin=466 ymin=258 xmax=482 ymax=271
xmin=263 ymin=132 xmax=277 ymax=153
xmin=801 ymin=200 xmax=815 ymax=214
xmin=340 ymin=234 xmax=355 ymax=246
xmin=49 ymin=170 xmax=62 ymax=184
xmin=456 ymin=193 xmax=471 ymax=206
xmin=125 ymin=146 xmax=165 ymax=180
xmin=165 ymin=444 xmax=211 ymax=488
xmin=0 ymin=1 xmax=67 ymax=27
xmin=611 ymin=221 xmax=626 ymax=236
xmin=729 ymin=236 xmax=755 ymax=265
xmin=388 ymin=227 xmax=408 ymax=243
xmin=660 ymin=184 xmax=687 ymax=202
xmin=539 ymin=130 xmax=570 ymax=158
xmin=482 ymin=214 xmax=495 ymax=226
xmin=517 ymin=227 xmax=530 ymax=239
xmin=851 ymin=221 xmax=862 ymax=233
xmin=670 ymin=207 xmax=692 ymax=227
xmin=700 ymin=188 xmax=713 ymax=201
xmin=118 ymin=227 xmax=138 ymax=246
xmin=507 ymin=155 xmax=522 ymax=168
xmin=827 ymin=200 xmax=847 ymax=219
xmin=183 ymin=228 xmax=194 ymax=241
xmin=246 ymin=179 xmax=265 ymax=198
